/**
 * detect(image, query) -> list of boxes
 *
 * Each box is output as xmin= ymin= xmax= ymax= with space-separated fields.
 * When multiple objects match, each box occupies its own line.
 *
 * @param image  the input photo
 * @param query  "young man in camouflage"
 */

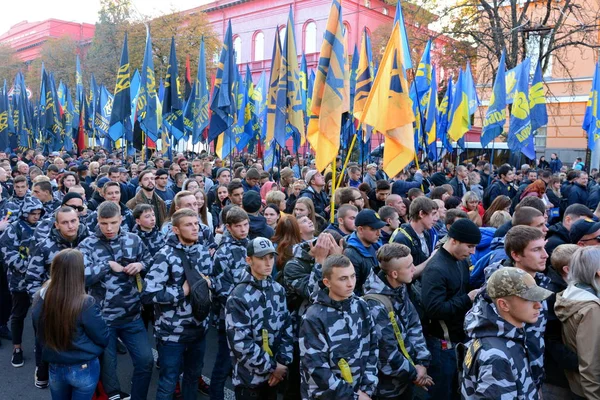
xmin=363 ymin=243 xmax=433 ymax=400
xmin=460 ymin=267 xmax=552 ymax=399
xmin=132 ymin=204 xmax=165 ymax=258
xmin=300 ymin=255 xmax=379 ymax=400
xmin=79 ymin=201 xmax=154 ymax=400
xmin=0 ymin=197 xmax=43 ymax=370
xmin=225 ymin=237 xmax=293 ymax=399
xmin=143 ymin=209 xmax=213 ymax=400
xmin=210 ymin=206 xmax=250 ymax=400
xmin=31 ymin=180 xmax=61 ymax=218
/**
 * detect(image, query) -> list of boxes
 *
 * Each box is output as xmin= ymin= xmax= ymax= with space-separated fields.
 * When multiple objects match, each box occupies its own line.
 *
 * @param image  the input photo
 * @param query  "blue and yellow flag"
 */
xmin=481 ymin=51 xmax=507 ymax=148
xmin=73 ymin=56 xmax=83 ymax=129
xmin=136 ymin=26 xmax=161 ymax=143
xmin=274 ymin=7 xmax=305 ymax=149
xmin=415 ymin=39 xmax=432 ymax=113
xmin=0 ymin=81 xmax=11 ymax=151
xmin=437 ymin=77 xmax=454 ymax=155
xmin=94 ymin=85 xmax=114 ymax=139
xmin=584 ymin=62 xmax=600 ymax=151
xmin=108 ymin=32 xmax=131 ymax=142
xmin=163 ymin=36 xmax=185 ymax=141
xmin=307 ymin=0 xmax=349 ymax=171
xmin=507 ymin=58 xmax=535 ymax=159
xmin=353 ymin=28 xmax=374 ymax=142
xmin=252 ymin=70 xmax=266 ymax=144
xmin=358 ymin=21 xmax=414 ymax=177
xmin=505 ymin=61 xmax=526 ymax=105
xmin=447 ymin=69 xmax=470 ymax=142
xmin=464 ymin=61 xmax=480 ymax=115
xmin=184 ymin=36 xmax=210 ymax=145
xmin=300 ymin=53 xmax=308 ymax=127
xmin=530 ymin=60 xmax=548 ymax=133
xmin=208 ymin=20 xmax=237 ymax=145
xmin=393 ymin=0 xmax=412 ymax=70
xmin=425 ymin=65 xmax=437 ymax=146
xmin=265 ymin=26 xmax=282 ymax=144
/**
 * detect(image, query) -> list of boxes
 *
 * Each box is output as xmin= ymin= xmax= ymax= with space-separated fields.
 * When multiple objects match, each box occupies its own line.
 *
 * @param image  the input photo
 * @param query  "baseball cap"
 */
xmin=569 ymin=218 xmax=600 ymax=244
xmin=49 ymin=151 xmax=60 ymax=157
xmin=355 ymin=209 xmax=387 ymax=229
xmin=305 ymin=169 xmax=319 ymax=185
xmin=96 ymin=177 xmax=111 ymax=189
xmin=487 ymin=267 xmax=553 ymax=302
xmin=118 ymin=167 xmax=128 ymax=173
xmin=247 ymin=237 xmax=278 ymax=257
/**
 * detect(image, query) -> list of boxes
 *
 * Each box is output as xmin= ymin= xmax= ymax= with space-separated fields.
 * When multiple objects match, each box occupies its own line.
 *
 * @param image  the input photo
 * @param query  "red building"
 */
xmin=0 ymin=19 xmax=95 ymax=63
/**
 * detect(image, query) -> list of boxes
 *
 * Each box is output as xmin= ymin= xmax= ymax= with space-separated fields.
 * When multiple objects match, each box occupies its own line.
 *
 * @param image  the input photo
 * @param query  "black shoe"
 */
xmin=116 ymin=339 xmax=127 ymax=355
xmin=11 ymin=348 xmax=24 ymax=368
xmin=0 ymin=325 xmax=11 ymax=340
xmin=197 ymin=376 xmax=210 ymax=395
xmin=34 ymin=366 xmax=49 ymax=389
xmin=120 ymin=392 xmax=131 ymax=400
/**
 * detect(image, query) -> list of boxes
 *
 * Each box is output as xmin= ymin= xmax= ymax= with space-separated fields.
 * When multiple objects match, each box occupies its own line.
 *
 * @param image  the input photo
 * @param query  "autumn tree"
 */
xmin=0 ymin=45 xmax=23 ymax=85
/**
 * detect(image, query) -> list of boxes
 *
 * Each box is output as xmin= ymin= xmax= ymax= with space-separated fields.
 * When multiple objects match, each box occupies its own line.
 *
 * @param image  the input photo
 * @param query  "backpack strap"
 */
xmin=363 ymin=293 xmax=414 ymax=366
xmin=390 ymin=227 xmax=415 ymax=246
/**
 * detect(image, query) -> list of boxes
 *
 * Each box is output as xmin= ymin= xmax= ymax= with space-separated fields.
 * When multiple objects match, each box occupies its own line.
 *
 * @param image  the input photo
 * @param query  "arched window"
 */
xmin=365 ymin=0 xmax=371 ymax=8
xmin=304 ymin=21 xmax=317 ymax=54
xmin=382 ymin=7 xmax=388 ymax=16
xmin=233 ymin=36 xmax=242 ymax=64
xmin=253 ymin=31 xmax=265 ymax=61
xmin=278 ymin=25 xmax=287 ymax=46
xmin=343 ymin=21 xmax=351 ymax=37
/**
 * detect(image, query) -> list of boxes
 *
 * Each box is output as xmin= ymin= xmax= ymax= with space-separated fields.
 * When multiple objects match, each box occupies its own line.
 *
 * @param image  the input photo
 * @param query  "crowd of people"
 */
xmin=0 ymin=147 xmax=599 ymax=400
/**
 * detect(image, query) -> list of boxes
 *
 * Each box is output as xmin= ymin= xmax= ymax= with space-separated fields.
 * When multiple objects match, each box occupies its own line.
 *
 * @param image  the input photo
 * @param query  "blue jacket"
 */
xmin=472 ymin=227 xmax=496 ymax=265
xmin=248 ymin=214 xmax=274 ymax=240
xmin=32 ymin=292 xmax=109 ymax=365
xmin=567 ymin=183 xmax=588 ymax=207
xmin=550 ymin=158 xmax=562 ymax=174
xmin=343 ymin=232 xmax=380 ymax=295
xmin=241 ymin=179 xmax=260 ymax=193
xmin=391 ymin=173 xmax=423 ymax=197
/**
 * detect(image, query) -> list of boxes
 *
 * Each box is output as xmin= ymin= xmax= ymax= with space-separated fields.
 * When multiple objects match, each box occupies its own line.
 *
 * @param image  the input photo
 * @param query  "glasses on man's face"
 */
xmin=66 ymin=205 xmax=85 ymax=212
xmin=353 ymin=197 xmax=364 ymax=201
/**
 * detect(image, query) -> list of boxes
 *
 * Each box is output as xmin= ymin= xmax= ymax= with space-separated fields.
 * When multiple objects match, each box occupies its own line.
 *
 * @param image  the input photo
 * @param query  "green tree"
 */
xmin=0 ymin=45 xmax=23 ymax=85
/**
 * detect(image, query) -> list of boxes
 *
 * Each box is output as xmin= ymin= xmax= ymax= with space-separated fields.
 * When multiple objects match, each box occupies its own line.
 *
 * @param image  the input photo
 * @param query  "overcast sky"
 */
xmin=0 ymin=0 xmax=211 ymax=34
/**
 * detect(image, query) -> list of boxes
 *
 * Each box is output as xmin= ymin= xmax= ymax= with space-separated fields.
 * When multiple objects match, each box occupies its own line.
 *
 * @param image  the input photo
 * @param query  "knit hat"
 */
xmin=62 ymin=192 xmax=84 ymax=205
xmin=430 ymin=172 xmax=447 ymax=187
xmin=216 ymin=167 xmax=230 ymax=178
xmin=448 ymin=218 xmax=481 ymax=244
xmin=242 ymin=190 xmax=262 ymax=214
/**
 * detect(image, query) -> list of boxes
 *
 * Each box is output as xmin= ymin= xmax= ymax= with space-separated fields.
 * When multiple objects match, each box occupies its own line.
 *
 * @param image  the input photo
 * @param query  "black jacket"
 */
xmin=567 ymin=183 xmax=588 ymax=207
xmin=248 ymin=214 xmax=274 ymax=240
xmin=545 ymin=222 xmax=570 ymax=261
xmin=391 ymin=223 xmax=432 ymax=266
xmin=299 ymin=186 xmax=329 ymax=219
xmin=448 ymin=177 xmax=469 ymax=199
xmin=421 ymin=247 xmax=472 ymax=343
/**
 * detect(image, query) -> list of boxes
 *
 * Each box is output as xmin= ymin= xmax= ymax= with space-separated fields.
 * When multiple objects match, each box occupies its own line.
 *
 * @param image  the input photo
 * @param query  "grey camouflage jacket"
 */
xmin=132 ymin=225 xmax=166 ymax=257
xmin=460 ymin=294 xmax=538 ymax=399
xmin=225 ymin=269 xmax=293 ymax=388
xmin=25 ymin=224 xmax=89 ymax=296
xmin=0 ymin=196 xmax=43 ymax=292
xmin=161 ymin=219 xmax=215 ymax=250
xmin=299 ymin=289 xmax=379 ymax=399
xmin=142 ymin=234 xmax=213 ymax=343
xmin=80 ymin=227 xmax=152 ymax=326
xmin=363 ymin=271 xmax=431 ymax=398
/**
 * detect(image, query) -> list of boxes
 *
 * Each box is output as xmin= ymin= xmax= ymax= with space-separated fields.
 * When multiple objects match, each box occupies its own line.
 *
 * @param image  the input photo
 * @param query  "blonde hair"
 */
xmin=551 ymin=244 xmax=579 ymax=275
xmin=489 ymin=210 xmax=511 ymax=228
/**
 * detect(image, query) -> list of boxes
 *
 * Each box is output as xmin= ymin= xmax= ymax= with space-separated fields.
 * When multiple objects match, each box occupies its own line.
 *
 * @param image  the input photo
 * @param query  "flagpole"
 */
xmin=330 ymin=156 xmax=336 ymax=224
xmin=336 ymin=133 xmax=357 ymax=189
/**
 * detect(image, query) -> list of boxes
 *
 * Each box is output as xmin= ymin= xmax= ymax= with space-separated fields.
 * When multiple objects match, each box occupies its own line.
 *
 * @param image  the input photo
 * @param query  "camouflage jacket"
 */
xmin=363 ymin=271 xmax=431 ymax=398
xmin=460 ymin=295 xmax=538 ymax=399
xmin=85 ymin=203 xmax=134 ymax=233
xmin=299 ymin=289 xmax=379 ymax=399
xmin=25 ymin=224 xmax=89 ymax=296
xmin=0 ymin=196 xmax=43 ymax=292
xmin=161 ymin=219 xmax=215 ymax=250
xmin=41 ymin=198 xmax=62 ymax=219
xmin=142 ymin=234 xmax=212 ymax=343
xmin=225 ymin=269 xmax=294 ymax=388
xmin=0 ymin=195 xmax=27 ymax=223
xmin=34 ymin=215 xmax=91 ymax=241
xmin=483 ymin=261 xmax=550 ymax=388
xmin=211 ymin=233 xmax=249 ymax=324
xmin=132 ymin=225 xmax=166 ymax=258
xmin=80 ymin=227 xmax=151 ymax=326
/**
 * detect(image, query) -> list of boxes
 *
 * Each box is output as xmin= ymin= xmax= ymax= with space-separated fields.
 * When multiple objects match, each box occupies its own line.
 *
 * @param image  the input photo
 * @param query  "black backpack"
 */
xmin=174 ymin=248 xmax=212 ymax=322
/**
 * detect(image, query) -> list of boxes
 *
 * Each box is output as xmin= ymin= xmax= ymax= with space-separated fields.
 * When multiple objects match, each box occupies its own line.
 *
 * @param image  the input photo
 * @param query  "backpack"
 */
xmin=174 ymin=248 xmax=212 ymax=322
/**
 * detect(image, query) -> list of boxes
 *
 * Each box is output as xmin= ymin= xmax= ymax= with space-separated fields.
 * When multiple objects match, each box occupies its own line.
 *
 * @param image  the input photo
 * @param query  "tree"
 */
xmin=0 ymin=45 xmax=23 ymax=85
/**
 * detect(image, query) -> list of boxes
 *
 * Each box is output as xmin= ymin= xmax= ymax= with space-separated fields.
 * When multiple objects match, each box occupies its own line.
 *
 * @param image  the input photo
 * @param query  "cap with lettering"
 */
xmin=247 ymin=237 xmax=278 ymax=257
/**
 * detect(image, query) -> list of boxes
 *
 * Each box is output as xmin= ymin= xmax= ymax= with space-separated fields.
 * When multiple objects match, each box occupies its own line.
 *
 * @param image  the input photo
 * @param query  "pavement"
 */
xmin=0 ymin=314 xmax=235 ymax=399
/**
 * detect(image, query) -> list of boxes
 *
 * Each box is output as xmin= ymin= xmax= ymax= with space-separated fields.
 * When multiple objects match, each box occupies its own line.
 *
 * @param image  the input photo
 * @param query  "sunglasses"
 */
xmin=66 ymin=205 xmax=85 ymax=212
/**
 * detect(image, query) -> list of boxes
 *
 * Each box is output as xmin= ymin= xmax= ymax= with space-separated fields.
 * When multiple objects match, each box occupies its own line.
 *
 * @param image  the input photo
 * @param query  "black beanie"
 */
xmin=448 ymin=219 xmax=481 ymax=244
xmin=62 ymin=192 xmax=84 ymax=205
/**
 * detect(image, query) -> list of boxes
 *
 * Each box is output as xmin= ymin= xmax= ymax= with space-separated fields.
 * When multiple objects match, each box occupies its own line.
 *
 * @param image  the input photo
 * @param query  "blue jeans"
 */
xmin=102 ymin=319 xmax=153 ymax=400
xmin=425 ymin=336 xmax=459 ymax=400
xmin=209 ymin=325 xmax=232 ymax=400
xmin=156 ymin=334 xmax=207 ymax=400
xmin=49 ymin=357 xmax=100 ymax=400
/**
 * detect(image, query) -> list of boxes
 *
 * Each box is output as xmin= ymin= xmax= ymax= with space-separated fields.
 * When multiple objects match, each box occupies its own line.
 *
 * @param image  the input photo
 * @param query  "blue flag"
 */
xmin=393 ymin=0 xmax=412 ymax=70
xmin=415 ymin=39 xmax=432 ymax=113
xmin=186 ymin=36 xmax=210 ymax=144
xmin=136 ymin=26 xmax=161 ymax=143
xmin=94 ymin=85 xmax=114 ymax=139
xmin=481 ymin=51 xmax=507 ymax=148
xmin=464 ymin=61 xmax=480 ymax=115
xmin=109 ymin=32 xmax=132 ymax=142
xmin=0 ymin=81 xmax=11 ymax=151
xmin=530 ymin=60 xmax=548 ymax=133
xmin=505 ymin=61 xmax=526 ymax=105
xmin=438 ymin=77 xmax=454 ymax=154
xmin=425 ymin=65 xmax=438 ymax=160
xmin=507 ymin=58 xmax=535 ymax=159
xmin=584 ymin=62 xmax=600 ymax=151
xmin=163 ymin=36 xmax=185 ymax=141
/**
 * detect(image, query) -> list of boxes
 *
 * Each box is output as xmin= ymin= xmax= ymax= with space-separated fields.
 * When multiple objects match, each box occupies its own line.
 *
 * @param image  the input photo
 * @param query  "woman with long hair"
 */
xmin=210 ymin=185 xmax=229 ymax=229
xmin=272 ymin=214 xmax=303 ymax=273
xmin=482 ymin=195 xmax=511 ymax=227
xmin=294 ymin=197 xmax=327 ymax=234
xmin=32 ymin=249 xmax=109 ymax=399
xmin=57 ymin=172 xmax=80 ymax=201
xmin=193 ymin=188 xmax=212 ymax=228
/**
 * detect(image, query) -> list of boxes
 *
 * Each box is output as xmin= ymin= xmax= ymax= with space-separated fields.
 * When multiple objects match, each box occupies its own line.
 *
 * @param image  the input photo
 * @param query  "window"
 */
xmin=304 ymin=21 xmax=317 ymax=54
xmin=364 ymin=0 xmax=371 ymax=8
xmin=279 ymin=25 xmax=287 ymax=46
xmin=526 ymin=32 xmax=553 ymax=77
xmin=253 ymin=31 xmax=264 ymax=61
xmin=382 ymin=7 xmax=388 ymax=15
xmin=233 ymin=36 xmax=242 ymax=64
xmin=343 ymin=21 xmax=351 ymax=37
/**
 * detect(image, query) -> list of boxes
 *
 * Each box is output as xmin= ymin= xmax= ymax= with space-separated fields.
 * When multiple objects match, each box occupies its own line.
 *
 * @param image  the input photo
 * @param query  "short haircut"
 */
xmin=33 ymin=180 xmax=52 ymax=194
xmin=515 ymin=196 xmax=546 ymax=215
xmin=54 ymin=206 xmax=77 ymax=220
xmin=172 ymin=208 xmax=198 ymax=227
xmin=407 ymin=187 xmax=424 ymax=199
xmin=497 ymin=164 xmax=512 ymax=179
xmin=445 ymin=209 xmax=468 ymax=226
xmin=226 ymin=206 xmax=249 ymax=225
xmin=47 ymin=164 xmax=59 ymax=173
xmin=338 ymin=204 xmax=358 ymax=219
xmin=409 ymin=197 xmax=436 ymax=221
xmin=378 ymin=205 xmax=398 ymax=222
xmin=322 ymin=254 xmax=352 ymax=279
xmin=14 ymin=175 xmax=27 ymax=185
xmin=227 ymin=180 xmax=243 ymax=195
xmin=376 ymin=243 xmax=411 ymax=270
xmin=564 ymin=203 xmax=594 ymax=220
xmin=430 ymin=186 xmax=449 ymax=200
xmin=266 ymin=190 xmax=285 ymax=204
xmin=336 ymin=187 xmax=360 ymax=205
xmin=138 ymin=170 xmax=153 ymax=182
xmin=376 ymin=180 xmax=391 ymax=191
xmin=246 ymin=168 xmax=260 ymax=180
xmin=512 ymin=206 xmax=543 ymax=227
xmin=103 ymin=181 xmax=120 ymax=192
xmin=348 ymin=166 xmax=360 ymax=174
xmin=568 ymin=246 xmax=600 ymax=294
xmin=551 ymin=244 xmax=579 ymax=275
xmin=97 ymin=201 xmax=121 ymax=219
xmin=133 ymin=204 xmax=154 ymax=219
xmin=504 ymin=225 xmax=544 ymax=261
xmin=108 ymin=166 xmax=120 ymax=175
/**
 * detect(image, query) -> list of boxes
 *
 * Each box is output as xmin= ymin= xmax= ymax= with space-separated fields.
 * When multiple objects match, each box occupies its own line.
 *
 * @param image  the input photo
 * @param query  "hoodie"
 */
xmin=472 ymin=227 xmax=496 ymax=265
xmin=363 ymin=271 xmax=430 ymax=398
xmin=142 ymin=234 xmax=213 ymax=343
xmin=132 ymin=225 xmax=165 ymax=258
xmin=26 ymin=224 xmax=89 ymax=296
xmin=247 ymin=214 xmax=274 ymax=240
xmin=555 ymin=284 xmax=600 ymax=398
xmin=460 ymin=295 xmax=538 ymax=399
xmin=225 ymin=269 xmax=293 ymax=387
xmin=545 ymin=222 xmax=570 ymax=259
xmin=300 ymin=289 xmax=379 ymax=399
xmin=0 ymin=196 xmax=44 ymax=292
xmin=343 ymin=232 xmax=381 ymax=295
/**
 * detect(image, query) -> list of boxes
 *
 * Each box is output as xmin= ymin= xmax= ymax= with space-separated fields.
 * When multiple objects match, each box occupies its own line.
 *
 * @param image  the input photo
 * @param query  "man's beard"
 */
xmin=141 ymin=183 xmax=154 ymax=192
